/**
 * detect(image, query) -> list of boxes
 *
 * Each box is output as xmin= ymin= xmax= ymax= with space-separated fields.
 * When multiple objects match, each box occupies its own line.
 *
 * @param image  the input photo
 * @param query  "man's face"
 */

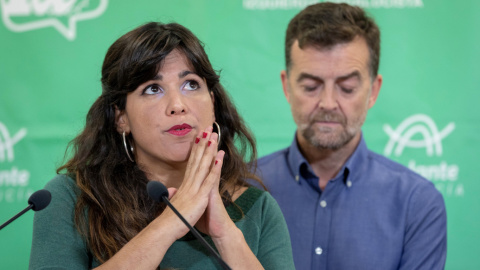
xmin=281 ymin=37 xmax=382 ymax=150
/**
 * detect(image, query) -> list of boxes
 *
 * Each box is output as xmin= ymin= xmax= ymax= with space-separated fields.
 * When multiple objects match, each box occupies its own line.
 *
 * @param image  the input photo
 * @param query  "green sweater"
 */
xmin=29 ymin=175 xmax=295 ymax=269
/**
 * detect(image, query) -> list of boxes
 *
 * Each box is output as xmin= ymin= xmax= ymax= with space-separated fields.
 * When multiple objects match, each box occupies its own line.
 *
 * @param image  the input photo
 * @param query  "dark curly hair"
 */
xmin=58 ymin=22 xmax=261 ymax=263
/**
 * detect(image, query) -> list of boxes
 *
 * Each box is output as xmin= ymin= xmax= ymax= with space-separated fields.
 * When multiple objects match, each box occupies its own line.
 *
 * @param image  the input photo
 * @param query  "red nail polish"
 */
xmin=195 ymin=138 xmax=200 ymax=144
xmin=215 ymin=160 xmax=218 ymax=165
xmin=208 ymin=141 xmax=212 ymax=146
xmin=202 ymin=132 xmax=208 ymax=138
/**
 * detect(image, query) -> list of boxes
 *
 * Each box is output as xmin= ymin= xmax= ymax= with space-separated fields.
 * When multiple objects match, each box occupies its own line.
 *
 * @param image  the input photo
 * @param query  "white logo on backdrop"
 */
xmin=383 ymin=114 xmax=462 ymax=197
xmin=0 ymin=121 xmax=32 ymax=203
xmin=383 ymin=114 xmax=455 ymax=157
xmin=0 ymin=122 xmax=27 ymax=162
xmin=0 ymin=0 xmax=108 ymax=41
xmin=243 ymin=0 xmax=424 ymax=10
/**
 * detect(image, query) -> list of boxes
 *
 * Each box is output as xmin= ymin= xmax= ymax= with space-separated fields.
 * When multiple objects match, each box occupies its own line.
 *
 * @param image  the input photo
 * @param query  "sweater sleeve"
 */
xmin=29 ymin=174 xmax=92 ymax=270
xmin=256 ymin=192 xmax=295 ymax=270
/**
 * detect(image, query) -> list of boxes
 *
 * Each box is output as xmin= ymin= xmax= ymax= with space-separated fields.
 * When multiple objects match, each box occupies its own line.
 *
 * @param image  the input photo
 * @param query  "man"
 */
xmin=257 ymin=3 xmax=447 ymax=270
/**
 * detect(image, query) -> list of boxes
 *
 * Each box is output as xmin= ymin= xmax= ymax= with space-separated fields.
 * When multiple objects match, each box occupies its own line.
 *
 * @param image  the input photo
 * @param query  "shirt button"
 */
xmin=295 ymin=175 xmax=299 ymax=182
xmin=315 ymin=247 xmax=323 ymax=255
xmin=347 ymin=180 xmax=352 ymax=188
xmin=320 ymin=200 xmax=327 ymax=208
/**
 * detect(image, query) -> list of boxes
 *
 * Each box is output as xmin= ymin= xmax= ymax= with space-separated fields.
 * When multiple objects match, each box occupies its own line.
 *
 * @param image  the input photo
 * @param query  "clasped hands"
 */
xmin=159 ymin=126 xmax=236 ymax=242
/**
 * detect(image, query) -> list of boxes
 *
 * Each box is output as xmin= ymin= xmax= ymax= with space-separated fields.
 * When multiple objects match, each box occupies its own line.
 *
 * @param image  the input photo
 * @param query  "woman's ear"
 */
xmin=210 ymin=91 xmax=216 ymax=121
xmin=115 ymin=105 xmax=130 ymax=134
xmin=210 ymin=90 xmax=215 ymax=104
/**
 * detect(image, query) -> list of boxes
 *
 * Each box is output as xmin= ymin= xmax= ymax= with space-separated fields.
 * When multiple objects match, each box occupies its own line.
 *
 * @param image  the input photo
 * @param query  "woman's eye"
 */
xmin=183 ymin=80 xmax=200 ymax=91
xmin=143 ymin=84 xmax=163 ymax=95
xmin=341 ymin=87 xmax=354 ymax=94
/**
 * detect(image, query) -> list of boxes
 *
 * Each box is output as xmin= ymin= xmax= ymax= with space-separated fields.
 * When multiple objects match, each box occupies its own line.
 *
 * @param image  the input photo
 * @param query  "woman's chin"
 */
xmin=166 ymin=149 xmax=192 ymax=164
xmin=135 ymin=146 xmax=192 ymax=168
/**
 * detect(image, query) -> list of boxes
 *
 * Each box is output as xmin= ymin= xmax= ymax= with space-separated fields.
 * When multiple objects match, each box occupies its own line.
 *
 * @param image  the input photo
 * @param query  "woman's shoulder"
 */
xmin=228 ymin=186 xmax=278 ymax=219
xmin=233 ymin=185 xmax=265 ymax=204
xmin=43 ymin=174 xmax=79 ymax=203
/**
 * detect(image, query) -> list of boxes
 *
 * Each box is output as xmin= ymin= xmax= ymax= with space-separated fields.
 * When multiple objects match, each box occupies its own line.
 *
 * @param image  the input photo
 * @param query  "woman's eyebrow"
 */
xmin=150 ymin=70 xmax=196 ymax=81
xmin=178 ymin=70 xmax=195 ymax=78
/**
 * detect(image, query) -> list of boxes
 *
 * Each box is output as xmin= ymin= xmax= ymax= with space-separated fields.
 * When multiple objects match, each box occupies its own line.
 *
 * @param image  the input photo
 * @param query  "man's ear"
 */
xmin=115 ymin=105 xmax=130 ymax=134
xmin=368 ymin=74 xmax=383 ymax=109
xmin=280 ymin=70 xmax=291 ymax=104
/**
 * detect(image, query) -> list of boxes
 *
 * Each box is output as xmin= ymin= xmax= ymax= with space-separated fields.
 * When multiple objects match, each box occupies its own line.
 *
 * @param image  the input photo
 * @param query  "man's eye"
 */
xmin=303 ymin=85 xmax=317 ymax=92
xmin=184 ymin=80 xmax=200 ymax=91
xmin=143 ymin=84 xmax=163 ymax=95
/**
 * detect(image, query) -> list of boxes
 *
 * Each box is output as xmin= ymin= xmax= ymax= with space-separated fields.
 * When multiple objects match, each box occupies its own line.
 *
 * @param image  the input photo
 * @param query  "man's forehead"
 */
xmin=289 ymin=38 xmax=370 ymax=75
xmin=295 ymin=39 xmax=337 ymax=53
xmin=292 ymin=37 xmax=369 ymax=55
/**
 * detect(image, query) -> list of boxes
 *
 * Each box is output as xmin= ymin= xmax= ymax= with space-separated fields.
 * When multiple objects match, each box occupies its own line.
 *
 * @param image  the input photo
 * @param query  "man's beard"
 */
xmin=300 ymin=110 xmax=366 ymax=150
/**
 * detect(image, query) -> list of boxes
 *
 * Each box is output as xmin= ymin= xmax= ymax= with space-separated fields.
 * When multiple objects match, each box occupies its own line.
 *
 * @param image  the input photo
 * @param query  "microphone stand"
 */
xmin=161 ymin=196 xmax=232 ymax=270
xmin=0 ymin=204 xmax=34 ymax=230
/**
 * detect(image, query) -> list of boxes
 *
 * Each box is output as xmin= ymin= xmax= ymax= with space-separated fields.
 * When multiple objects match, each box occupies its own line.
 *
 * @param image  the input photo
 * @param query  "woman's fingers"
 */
xmin=183 ymin=126 xmax=213 ymax=183
xmin=195 ymin=150 xmax=234 ymax=238
xmin=199 ymin=149 xmax=225 ymax=195
xmin=190 ymin=132 xmax=220 ymax=191
xmin=162 ymin=126 xmax=222 ymax=236
xmin=183 ymin=127 xmax=220 ymax=191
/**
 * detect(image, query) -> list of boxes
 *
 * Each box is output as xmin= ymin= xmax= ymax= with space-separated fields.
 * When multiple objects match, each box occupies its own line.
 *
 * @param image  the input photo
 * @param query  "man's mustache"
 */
xmin=310 ymin=112 xmax=345 ymax=125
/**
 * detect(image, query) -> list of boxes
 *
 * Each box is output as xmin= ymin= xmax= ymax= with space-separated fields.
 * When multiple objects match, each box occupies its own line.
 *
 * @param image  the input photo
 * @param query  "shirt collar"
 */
xmin=286 ymin=132 xmax=369 ymax=187
xmin=286 ymin=133 xmax=311 ymax=184
xmin=343 ymin=133 xmax=369 ymax=185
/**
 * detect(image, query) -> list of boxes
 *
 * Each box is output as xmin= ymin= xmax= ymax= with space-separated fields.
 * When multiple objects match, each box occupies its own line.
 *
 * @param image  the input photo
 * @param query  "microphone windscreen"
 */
xmin=147 ymin=181 xmax=169 ymax=203
xmin=28 ymin=189 xmax=52 ymax=211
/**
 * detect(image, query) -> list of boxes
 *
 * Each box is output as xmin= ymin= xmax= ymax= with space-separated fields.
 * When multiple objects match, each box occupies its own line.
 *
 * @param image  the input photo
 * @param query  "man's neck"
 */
xmin=297 ymin=132 xmax=361 ymax=190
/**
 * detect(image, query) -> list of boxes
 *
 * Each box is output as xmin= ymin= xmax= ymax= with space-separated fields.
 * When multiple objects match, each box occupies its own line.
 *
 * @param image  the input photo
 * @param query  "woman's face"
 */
xmin=116 ymin=49 xmax=215 ymax=168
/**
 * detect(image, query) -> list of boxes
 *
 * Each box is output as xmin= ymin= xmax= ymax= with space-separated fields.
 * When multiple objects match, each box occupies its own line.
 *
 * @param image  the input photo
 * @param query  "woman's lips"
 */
xmin=167 ymin=123 xmax=192 ymax=136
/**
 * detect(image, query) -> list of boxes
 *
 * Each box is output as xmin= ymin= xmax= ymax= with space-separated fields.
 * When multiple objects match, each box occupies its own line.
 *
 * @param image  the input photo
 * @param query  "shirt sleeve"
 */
xmin=29 ymin=175 xmax=92 ymax=270
xmin=256 ymin=192 xmax=296 ymax=270
xmin=399 ymin=182 xmax=447 ymax=269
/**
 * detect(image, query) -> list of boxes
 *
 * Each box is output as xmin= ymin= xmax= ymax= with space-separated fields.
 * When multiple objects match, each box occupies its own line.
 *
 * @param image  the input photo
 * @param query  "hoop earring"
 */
xmin=213 ymin=122 xmax=221 ymax=146
xmin=122 ymin=131 xmax=135 ymax=162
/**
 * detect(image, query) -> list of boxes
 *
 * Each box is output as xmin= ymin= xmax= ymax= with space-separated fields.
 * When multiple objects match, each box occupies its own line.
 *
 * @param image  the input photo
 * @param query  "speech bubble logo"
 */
xmin=383 ymin=114 xmax=455 ymax=157
xmin=1 ymin=0 xmax=108 ymax=40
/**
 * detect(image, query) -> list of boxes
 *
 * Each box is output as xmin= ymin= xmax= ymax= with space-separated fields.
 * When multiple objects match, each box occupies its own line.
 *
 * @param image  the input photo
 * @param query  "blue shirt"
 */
xmin=257 ymin=134 xmax=447 ymax=270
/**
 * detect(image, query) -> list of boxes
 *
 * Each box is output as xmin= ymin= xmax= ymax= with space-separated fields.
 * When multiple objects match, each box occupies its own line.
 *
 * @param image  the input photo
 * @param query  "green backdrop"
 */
xmin=1 ymin=0 xmax=478 ymax=269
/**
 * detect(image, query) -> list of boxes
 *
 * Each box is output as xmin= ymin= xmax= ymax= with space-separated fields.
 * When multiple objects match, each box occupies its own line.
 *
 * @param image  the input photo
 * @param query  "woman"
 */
xmin=29 ymin=22 xmax=294 ymax=269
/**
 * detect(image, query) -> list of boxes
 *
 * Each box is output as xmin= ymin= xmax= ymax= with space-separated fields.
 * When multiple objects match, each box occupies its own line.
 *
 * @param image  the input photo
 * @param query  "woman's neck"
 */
xmin=138 ymin=160 xmax=187 ymax=189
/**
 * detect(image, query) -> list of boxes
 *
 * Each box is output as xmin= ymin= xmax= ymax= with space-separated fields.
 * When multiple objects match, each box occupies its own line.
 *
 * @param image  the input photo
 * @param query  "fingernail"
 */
xmin=215 ymin=160 xmax=218 ymax=165
xmin=195 ymin=138 xmax=200 ymax=144
xmin=202 ymin=132 xmax=208 ymax=138
xmin=208 ymin=141 xmax=212 ymax=146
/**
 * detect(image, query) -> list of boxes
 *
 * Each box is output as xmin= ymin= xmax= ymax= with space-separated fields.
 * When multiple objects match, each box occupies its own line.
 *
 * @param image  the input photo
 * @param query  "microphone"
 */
xmin=0 ymin=189 xmax=52 ymax=230
xmin=147 ymin=181 xmax=232 ymax=270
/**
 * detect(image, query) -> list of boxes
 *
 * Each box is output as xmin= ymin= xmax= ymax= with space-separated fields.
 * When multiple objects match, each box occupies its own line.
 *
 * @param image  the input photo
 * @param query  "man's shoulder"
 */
xmin=367 ymin=150 xmax=414 ymax=173
xmin=365 ymin=149 xmax=440 ymax=193
xmin=255 ymin=147 xmax=293 ymax=187
xmin=257 ymin=147 xmax=289 ymax=168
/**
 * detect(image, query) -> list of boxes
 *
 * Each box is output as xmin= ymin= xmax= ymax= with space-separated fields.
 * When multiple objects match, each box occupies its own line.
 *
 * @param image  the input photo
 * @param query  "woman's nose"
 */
xmin=166 ymin=91 xmax=187 ymax=116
